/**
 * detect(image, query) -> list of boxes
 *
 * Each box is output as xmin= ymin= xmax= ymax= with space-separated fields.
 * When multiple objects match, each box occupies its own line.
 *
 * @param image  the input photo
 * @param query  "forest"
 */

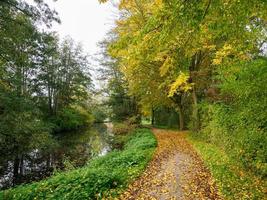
xmin=1 ymin=0 xmax=267 ymax=199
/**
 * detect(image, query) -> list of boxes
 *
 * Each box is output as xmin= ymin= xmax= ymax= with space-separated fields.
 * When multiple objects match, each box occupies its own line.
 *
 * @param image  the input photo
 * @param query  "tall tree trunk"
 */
xmin=192 ymin=87 xmax=199 ymax=132
xmin=19 ymin=155 xmax=24 ymax=176
xmin=151 ymin=108 xmax=155 ymax=125
xmin=48 ymin=85 xmax=53 ymax=115
xmin=13 ymin=156 xmax=20 ymax=185
xmin=172 ymin=94 xmax=185 ymax=131
xmin=177 ymin=106 xmax=184 ymax=131
xmin=46 ymin=154 xmax=51 ymax=169
xmin=189 ymin=52 xmax=202 ymax=132
xmin=179 ymin=95 xmax=185 ymax=131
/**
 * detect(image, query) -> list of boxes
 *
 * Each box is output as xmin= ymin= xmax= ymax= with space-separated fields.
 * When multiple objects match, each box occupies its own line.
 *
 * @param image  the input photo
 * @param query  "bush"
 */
xmin=51 ymin=106 xmax=94 ymax=132
xmin=112 ymin=123 xmax=132 ymax=135
xmin=1 ymin=128 xmax=157 ymax=199
xmin=92 ymin=108 xmax=107 ymax=123
xmin=112 ymin=118 xmax=140 ymax=135
xmin=199 ymin=58 xmax=267 ymax=177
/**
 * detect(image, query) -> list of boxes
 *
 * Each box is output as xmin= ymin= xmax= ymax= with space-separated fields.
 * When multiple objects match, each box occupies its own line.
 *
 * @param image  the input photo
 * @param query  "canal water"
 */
xmin=0 ymin=123 xmax=113 ymax=190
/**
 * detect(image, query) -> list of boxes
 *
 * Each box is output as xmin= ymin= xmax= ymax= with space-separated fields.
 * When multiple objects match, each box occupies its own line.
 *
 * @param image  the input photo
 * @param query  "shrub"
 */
xmin=51 ymin=106 xmax=94 ymax=132
xmin=112 ymin=118 xmax=139 ymax=135
xmin=199 ymin=58 xmax=267 ymax=177
xmin=92 ymin=108 xmax=107 ymax=123
xmin=112 ymin=123 xmax=132 ymax=135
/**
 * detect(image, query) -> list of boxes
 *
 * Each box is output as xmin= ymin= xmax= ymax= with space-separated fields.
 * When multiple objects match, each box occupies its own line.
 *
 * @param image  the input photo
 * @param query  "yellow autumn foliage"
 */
xmin=168 ymin=72 xmax=193 ymax=97
xmin=212 ymin=44 xmax=233 ymax=65
xmin=160 ymin=56 xmax=173 ymax=76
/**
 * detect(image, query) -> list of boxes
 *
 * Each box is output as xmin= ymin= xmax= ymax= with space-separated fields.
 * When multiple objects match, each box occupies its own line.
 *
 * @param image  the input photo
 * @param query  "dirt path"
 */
xmin=119 ymin=129 xmax=222 ymax=200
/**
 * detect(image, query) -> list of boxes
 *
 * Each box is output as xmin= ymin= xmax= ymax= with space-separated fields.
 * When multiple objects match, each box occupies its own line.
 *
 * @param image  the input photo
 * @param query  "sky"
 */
xmin=45 ymin=0 xmax=118 ymax=55
xmin=42 ymin=0 xmax=119 ymax=88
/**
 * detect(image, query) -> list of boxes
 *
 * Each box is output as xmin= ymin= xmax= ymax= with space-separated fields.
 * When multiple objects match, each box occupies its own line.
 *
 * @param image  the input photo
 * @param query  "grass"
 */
xmin=187 ymin=134 xmax=266 ymax=200
xmin=0 ymin=128 xmax=157 ymax=200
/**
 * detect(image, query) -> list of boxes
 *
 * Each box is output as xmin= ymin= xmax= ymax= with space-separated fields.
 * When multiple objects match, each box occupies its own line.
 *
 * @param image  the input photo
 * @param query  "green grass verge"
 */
xmin=0 ymin=128 xmax=157 ymax=200
xmin=187 ymin=134 xmax=266 ymax=200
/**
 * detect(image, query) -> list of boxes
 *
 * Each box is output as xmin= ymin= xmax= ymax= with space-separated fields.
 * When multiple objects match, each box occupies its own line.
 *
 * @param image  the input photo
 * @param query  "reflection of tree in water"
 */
xmin=0 ymin=123 xmax=113 ymax=189
xmin=0 ymin=150 xmax=54 ymax=189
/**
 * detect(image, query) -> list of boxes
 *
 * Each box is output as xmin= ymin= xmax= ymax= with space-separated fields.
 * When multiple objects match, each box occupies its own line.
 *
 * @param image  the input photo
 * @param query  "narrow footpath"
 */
xmin=119 ymin=129 xmax=222 ymax=200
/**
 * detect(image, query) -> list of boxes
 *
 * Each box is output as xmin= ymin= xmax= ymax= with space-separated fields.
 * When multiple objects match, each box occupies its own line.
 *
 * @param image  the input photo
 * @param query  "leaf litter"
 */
xmin=117 ymin=129 xmax=222 ymax=200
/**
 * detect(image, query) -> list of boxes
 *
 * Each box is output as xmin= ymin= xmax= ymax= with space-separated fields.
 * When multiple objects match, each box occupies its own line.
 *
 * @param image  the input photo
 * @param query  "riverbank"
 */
xmin=0 ymin=128 xmax=157 ymax=199
xmin=0 ymin=123 xmax=112 ymax=190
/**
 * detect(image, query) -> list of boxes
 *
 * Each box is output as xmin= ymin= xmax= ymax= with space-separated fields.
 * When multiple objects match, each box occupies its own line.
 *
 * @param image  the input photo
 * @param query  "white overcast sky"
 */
xmin=40 ymin=0 xmax=119 ymax=88
xmin=45 ymin=0 xmax=118 ymax=55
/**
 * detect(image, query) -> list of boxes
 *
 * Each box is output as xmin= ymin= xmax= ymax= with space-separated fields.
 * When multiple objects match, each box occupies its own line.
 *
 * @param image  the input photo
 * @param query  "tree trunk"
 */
xmin=19 ymin=155 xmax=24 ymax=176
xmin=46 ymin=154 xmax=51 ymax=169
xmin=189 ymin=52 xmax=202 ymax=132
xmin=13 ymin=156 xmax=20 ymax=185
xmin=177 ymin=106 xmax=184 ymax=131
xmin=151 ymin=108 xmax=155 ymax=125
xmin=192 ymin=87 xmax=199 ymax=132
xmin=48 ymin=93 xmax=52 ymax=114
xmin=172 ymin=94 xmax=185 ymax=131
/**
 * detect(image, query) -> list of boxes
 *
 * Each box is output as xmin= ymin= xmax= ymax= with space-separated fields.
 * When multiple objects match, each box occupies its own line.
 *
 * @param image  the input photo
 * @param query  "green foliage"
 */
xmin=1 ymin=128 xmax=157 ymax=199
xmin=188 ymin=135 xmax=266 ymax=200
xmin=153 ymin=107 xmax=179 ymax=129
xmin=199 ymin=58 xmax=267 ymax=177
xmin=100 ymin=1 xmax=266 ymax=196
xmin=112 ymin=117 xmax=140 ymax=135
xmin=105 ymin=0 xmax=267 ymax=131
xmin=97 ymin=34 xmax=141 ymax=122
xmin=92 ymin=107 xmax=107 ymax=123
xmin=113 ymin=123 xmax=134 ymax=135
xmin=108 ymin=82 xmax=139 ymax=122
xmin=0 ymin=1 xmax=93 ymax=188
xmin=51 ymin=106 xmax=94 ymax=132
xmin=0 ymin=87 xmax=54 ymax=161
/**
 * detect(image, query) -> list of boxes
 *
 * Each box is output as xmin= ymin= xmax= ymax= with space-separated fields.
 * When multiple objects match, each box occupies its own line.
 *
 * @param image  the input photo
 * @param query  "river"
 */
xmin=0 ymin=123 xmax=113 ymax=190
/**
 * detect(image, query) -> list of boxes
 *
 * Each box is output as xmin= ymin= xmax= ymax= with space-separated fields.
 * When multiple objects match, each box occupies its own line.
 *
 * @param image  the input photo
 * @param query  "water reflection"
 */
xmin=0 ymin=123 xmax=113 ymax=190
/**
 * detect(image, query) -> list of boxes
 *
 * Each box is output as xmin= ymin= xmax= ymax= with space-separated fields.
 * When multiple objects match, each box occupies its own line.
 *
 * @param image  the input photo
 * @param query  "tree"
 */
xmin=0 ymin=8 xmax=57 ymax=184
xmin=103 ymin=0 xmax=267 ymax=131
xmin=0 ymin=0 xmax=93 ymax=185
xmin=97 ymin=34 xmax=141 ymax=122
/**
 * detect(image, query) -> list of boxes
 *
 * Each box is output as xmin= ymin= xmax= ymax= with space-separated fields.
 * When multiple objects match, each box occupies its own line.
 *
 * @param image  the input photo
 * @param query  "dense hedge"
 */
xmin=0 ymin=128 xmax=157 ymax=200
xmin=199 ymin=58 xmax=267 ymax=177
